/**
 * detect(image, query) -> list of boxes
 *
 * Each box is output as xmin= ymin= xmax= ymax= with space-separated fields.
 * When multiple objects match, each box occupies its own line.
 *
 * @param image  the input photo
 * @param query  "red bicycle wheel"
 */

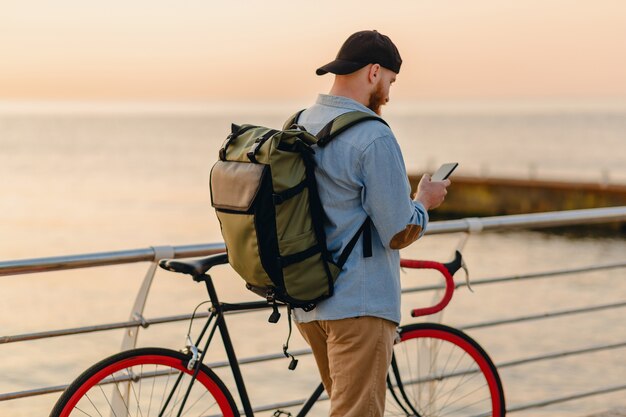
xmin=50 ymin=347 xmax=239 ymax=417
xmin=386 ymin=323 xmax=505 ymax=417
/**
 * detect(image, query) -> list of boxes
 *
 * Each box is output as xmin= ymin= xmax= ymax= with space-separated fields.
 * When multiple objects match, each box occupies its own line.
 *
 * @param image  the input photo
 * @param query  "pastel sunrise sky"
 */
xmin=1 ymin=0 xmax=625 ymax=102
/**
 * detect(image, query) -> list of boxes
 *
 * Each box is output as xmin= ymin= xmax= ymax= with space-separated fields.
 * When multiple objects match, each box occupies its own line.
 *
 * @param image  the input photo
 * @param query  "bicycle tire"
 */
xmin=386 ymin=323 xmax=505 ymax=417
xmin=50 ymin=347 xmax=239 ymax=417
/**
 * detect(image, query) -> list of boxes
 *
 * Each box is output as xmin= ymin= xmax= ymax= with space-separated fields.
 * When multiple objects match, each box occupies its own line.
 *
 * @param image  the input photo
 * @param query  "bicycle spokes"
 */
xmin=385 ymin=324 xmax=505 ymax=417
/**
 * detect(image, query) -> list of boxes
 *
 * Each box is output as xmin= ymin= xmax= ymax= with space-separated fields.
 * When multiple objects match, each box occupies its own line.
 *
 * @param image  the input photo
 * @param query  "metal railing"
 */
xmin=1 ymin=206 xmax=625 ymax=414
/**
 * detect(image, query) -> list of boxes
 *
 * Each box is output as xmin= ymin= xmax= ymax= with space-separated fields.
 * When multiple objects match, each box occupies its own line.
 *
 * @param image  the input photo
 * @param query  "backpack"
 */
xmin=209 ymin=110 xmax=388 ymax=314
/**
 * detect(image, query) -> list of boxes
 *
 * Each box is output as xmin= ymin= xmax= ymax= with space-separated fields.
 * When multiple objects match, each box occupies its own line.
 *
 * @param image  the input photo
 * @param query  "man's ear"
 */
xmin=368 ymin=64 xmax=381 ymax=84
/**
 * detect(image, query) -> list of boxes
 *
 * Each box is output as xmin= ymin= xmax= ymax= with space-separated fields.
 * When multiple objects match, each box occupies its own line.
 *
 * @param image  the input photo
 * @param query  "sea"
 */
xmin=0 ymin=100 xmax=625 ymax=416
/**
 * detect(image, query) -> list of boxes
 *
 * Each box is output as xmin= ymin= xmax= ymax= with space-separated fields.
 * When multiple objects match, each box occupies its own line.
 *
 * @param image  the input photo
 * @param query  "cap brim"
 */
xmin=316 ymin=59 xmax=368 ymax=76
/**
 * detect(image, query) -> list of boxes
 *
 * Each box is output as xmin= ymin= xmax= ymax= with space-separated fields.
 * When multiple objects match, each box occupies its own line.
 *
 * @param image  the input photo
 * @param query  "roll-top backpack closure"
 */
xmin=247 ymin=129 xmax=278 ymax=163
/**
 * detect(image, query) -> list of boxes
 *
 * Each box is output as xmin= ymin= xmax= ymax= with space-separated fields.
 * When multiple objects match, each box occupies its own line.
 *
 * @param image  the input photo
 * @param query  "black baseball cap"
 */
xmin=316 ymin=30 xmax=402 ymax=76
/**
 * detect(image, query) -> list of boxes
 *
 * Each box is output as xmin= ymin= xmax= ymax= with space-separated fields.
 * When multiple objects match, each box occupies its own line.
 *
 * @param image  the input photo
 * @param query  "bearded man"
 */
xmin=292 ymin=30 xmax=451 ymax=416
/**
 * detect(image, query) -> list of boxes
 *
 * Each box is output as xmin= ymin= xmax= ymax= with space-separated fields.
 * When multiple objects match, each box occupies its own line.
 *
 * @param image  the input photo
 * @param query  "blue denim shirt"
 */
xmin=293 ymin=94 xmax=429 ymax=325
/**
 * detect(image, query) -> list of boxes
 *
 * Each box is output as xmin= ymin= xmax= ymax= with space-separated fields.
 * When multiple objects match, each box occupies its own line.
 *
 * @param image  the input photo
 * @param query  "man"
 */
xmin=292 ymin=30 xmax=450 ymax=416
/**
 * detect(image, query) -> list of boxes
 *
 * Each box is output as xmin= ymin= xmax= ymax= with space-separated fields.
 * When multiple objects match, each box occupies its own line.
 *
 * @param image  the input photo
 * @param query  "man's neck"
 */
xmin=328 ymin=81 xmax=369 ymax=108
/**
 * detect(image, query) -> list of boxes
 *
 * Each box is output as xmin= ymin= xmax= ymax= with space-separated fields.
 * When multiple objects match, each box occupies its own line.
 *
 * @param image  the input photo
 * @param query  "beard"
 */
xmin=367 ymin=83 xmax=387 ymax=115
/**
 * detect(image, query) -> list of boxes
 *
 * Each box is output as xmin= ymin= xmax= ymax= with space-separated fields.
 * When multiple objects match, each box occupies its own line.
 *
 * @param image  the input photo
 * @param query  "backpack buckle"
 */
xmin=219 ymin=128 xmax=241 ymax=161
xmin=247 ymin=138 xmax=264 ymax=163
xmin=247 ymin=130 xmax=278 ymax=163
xmin=272 ymin=193 xmax=284 ymax=205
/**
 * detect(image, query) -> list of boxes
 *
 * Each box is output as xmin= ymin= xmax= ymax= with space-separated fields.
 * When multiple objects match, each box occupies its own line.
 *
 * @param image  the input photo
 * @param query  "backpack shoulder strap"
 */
xmin=287 ymin=110 xmax=382 ymax=264
xmin=336 ymin=217 xmax=373 ymax=268
xmin=315 ymin=111 xmax=384 ymax=262
xmin=283 ymin=109 xmax=306 ymax=130
xmin=316 ymin=111 xmax=389 ymax=147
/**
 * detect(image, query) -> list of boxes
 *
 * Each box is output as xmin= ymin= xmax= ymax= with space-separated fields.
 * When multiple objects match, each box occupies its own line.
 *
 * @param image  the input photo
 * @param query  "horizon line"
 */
xmin=1 ymin=97 xmax=626 ymax=115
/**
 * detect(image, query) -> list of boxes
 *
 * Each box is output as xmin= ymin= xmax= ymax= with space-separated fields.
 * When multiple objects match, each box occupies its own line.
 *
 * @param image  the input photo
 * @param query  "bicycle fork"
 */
xmin=387 ymin=354 xmax=422 ymax=417
xmin=155 ymin=307 xmax=220 ymax=417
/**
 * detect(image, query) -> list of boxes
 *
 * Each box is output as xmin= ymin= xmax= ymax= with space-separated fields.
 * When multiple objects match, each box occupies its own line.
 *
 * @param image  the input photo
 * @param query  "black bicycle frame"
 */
xmin=168 ymin=271 xmax=412 ymax=417
xmin=203 ymin=273 xmax=262 ymax=416
xmin=175 ymin=272 xmax=325 ymax=417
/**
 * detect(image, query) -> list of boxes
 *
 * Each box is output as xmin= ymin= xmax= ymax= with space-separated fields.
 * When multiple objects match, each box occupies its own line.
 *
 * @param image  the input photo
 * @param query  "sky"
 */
xmin=1 ymin=0 xmax=626 ymax=103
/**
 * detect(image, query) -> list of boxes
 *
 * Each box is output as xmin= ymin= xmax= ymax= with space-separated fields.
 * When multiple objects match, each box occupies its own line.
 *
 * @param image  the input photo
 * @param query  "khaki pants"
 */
xmin=296 ymin=316 xmax=397 ymax=417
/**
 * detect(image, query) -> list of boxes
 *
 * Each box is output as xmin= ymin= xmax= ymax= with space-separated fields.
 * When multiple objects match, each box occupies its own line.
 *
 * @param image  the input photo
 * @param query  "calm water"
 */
xmin=1 ymin=103 xmax=625 ymax=416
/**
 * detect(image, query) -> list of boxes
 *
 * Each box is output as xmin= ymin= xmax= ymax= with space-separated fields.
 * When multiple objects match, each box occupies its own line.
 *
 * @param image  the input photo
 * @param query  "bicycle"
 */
xmin=50 ymin=249 xmax=505 ymax=417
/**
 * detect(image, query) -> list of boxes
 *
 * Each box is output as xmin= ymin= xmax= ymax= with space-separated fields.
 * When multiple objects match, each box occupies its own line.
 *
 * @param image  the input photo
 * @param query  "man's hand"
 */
xmin=413 ymin=174 xmax=451 ymax=210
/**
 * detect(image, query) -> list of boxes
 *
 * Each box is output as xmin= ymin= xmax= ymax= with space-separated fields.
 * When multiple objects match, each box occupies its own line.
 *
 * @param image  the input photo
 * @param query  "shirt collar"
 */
xmin=315 ymin=94 xmax=378 ymax=116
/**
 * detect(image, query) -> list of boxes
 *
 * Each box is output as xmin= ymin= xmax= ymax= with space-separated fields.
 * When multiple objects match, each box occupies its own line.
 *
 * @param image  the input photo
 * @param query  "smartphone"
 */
xmin=431 ymin=162 xmax=458 ymax=181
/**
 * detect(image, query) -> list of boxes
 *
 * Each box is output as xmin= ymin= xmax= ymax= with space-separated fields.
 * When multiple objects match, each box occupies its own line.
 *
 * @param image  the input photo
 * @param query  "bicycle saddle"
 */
xmin=159 ymin=253 xmax=229 ymax=279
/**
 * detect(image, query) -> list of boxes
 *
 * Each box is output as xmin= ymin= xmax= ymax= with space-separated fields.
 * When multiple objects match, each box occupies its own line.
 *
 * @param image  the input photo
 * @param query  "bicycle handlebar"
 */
xmin=400 ymin=251 xmax=463 ymax=317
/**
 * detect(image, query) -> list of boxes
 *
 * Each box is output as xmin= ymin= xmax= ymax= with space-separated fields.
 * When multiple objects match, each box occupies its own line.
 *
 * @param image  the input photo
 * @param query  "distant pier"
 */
xmin=408 ymin=173 xmax=626 ymax=231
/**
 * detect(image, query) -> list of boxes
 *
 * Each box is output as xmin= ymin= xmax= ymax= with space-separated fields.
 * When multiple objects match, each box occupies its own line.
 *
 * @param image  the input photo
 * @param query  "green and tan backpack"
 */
xmin=210 ymin=110 xmax=387 ymax=313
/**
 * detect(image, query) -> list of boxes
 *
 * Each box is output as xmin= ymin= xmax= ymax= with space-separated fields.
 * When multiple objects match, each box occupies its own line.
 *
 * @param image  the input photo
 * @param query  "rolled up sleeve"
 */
xmin=358 ymin=134 xmax=429 ymax=249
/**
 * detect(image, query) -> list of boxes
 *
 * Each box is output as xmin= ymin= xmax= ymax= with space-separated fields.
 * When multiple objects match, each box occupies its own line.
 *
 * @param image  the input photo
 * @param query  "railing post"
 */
xmin=110 ymin=246 xmax=175 ymax=417
xmin=120 ymin=246 xmax=175 ymax=350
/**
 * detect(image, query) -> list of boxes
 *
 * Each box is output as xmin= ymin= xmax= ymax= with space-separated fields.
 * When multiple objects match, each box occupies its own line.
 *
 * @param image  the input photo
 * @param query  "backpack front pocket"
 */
xmin=210 ymin=160 xmax=265 ymax=212
xmin=211 ymin=161 xmax=278 ymax=287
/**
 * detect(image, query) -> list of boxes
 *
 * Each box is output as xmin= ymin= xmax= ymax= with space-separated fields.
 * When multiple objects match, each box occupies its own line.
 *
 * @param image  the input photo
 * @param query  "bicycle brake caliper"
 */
xmin=183 ymin=335 xmax=199 ymax=371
